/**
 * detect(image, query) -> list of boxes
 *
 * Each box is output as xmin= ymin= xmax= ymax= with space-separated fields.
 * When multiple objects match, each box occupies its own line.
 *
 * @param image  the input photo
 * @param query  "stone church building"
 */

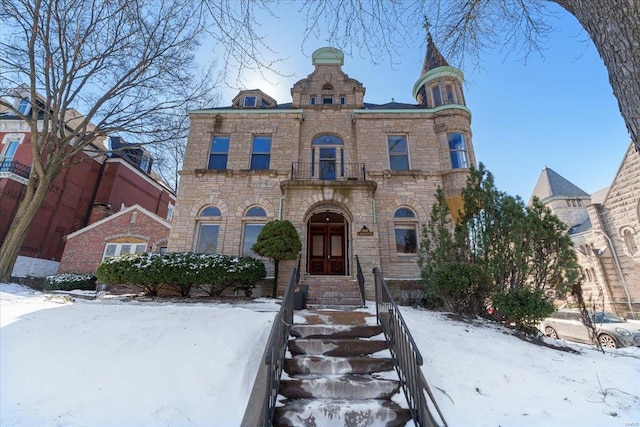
xmin=530 ymin=143 xmax=640 ymax=319
xmin=168 ymin=38 xmax=475 ymax=297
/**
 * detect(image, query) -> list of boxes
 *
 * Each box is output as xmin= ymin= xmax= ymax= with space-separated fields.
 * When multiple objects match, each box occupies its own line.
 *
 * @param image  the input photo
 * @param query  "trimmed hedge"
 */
xmin=45 ymin=273 xmax=97 ymax=291
xmin=95 ymin=252 xmax=266 ymax=297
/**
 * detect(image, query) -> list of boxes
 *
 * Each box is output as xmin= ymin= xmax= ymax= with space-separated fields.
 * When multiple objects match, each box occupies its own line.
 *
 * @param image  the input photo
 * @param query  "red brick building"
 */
xmin=58 ymin=205 xmax=171 ymax=274
xmin=0 ymin=92 xmax=175 ymax=277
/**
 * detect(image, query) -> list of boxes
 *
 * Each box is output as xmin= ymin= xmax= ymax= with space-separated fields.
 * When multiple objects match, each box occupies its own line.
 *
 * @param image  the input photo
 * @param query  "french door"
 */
xmin=308 ymin=224 xmax=346 ymax=275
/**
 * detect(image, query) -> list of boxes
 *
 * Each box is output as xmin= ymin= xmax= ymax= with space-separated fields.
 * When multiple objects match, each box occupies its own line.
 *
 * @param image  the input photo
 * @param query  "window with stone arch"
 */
xmin=621 ymin=227 xmax=638 ymax=255
xmin=195 ymin=205 xmax=222 ymax=254
xmin=242 ymin=205 xmax=268 ymax=257
xmin=393 ymin=207 xmax=418 ymax=254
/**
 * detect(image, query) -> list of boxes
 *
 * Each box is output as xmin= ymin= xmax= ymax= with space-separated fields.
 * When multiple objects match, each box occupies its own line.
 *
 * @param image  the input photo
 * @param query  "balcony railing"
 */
xmin=290 ymin=162 xmax=366 ymax=180
xmin=0 ymin=160 xmax=31 ymax=179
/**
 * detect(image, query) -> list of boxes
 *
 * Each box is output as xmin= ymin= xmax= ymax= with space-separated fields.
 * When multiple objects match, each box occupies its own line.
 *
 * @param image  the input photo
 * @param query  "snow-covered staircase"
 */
xmin=273 ymin=310 xmax=412 ymax=427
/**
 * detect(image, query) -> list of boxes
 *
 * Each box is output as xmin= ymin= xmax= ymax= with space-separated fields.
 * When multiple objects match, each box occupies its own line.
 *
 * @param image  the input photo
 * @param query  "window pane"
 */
xmin=387 ymin=136 xmax=407 ymax=154
xmin=246 ymin=207 xmax=266 ymax=217
xmin=211 ymin=136 xmax=230 ymax=153
xmin=196 ymin=224 xmax=219 ymax=253
xmin=104 ymin=244 xmax=117 ymax=258
xmin=135 ymin=244 xmax=147 ymax=254
xmin=450 ymin=151 xmax=468 ymax=169
xmin=201 ymin=206 xmax=221 ymax=216
xmin=243 ymin=96 xmax=256 ymax=107
xmin=242 ymin=224 xmax=264 ymax=257
xmin=18 ymin=99 xmax=30 ymax=114
xmin=432 ymin=85 xmax=442 ymax=106
xmin=120 ymin=244 xmax=131 ymax=255
xmin=252 ymin=136 xmax=271 ymax=152
xmin=251 ymin=154 xmax=270 ymax=170
xmin=312 ymin=235 xmax=324 ymax=256
xmin=389 ymin=156 xmax=409 ymax=171
xmin=395 ymin=228 xmax=417 ymax=253
xmin=208 ymin=154 xmax=228 ymax=170
xmin=447 ymin=133 xmax=465 ymax=150
xmin=331 ymin=235 xmax=342 ymax=257
xmin=394 ymin=208 xmax=416 ymax=218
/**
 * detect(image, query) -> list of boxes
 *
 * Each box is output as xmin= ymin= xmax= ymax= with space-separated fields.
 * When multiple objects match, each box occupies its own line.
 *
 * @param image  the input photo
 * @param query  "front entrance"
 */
xmin=308 ymin=212 xmax=346 ymax=275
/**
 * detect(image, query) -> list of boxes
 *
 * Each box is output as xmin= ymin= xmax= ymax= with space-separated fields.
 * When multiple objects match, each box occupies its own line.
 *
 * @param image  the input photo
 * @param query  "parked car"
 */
xmin=539 ymin=309 xmax=640 ymax=349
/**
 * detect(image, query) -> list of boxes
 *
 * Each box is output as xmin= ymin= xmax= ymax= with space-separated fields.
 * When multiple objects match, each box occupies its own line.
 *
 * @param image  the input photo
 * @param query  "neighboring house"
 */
xmin=169 ymin=36 xmax=476 ymax=297
xmin=530 ymin=144 xmax=640 ymax=319
xmin=58 ymin=205 xmax=171 ymax=274
xmin=0 ymin=89 xmax=176 ymax=277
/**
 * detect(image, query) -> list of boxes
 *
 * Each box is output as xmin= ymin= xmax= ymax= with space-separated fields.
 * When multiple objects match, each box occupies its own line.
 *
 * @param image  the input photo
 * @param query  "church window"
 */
xmin=250 ymin=136 xmax=271 ymax=170
xmin=394 ymin=208 xmax=418 ymax=254
xmin=208 ymin=136 xmax=230 ymax=170
xmin=447 ymin=133 xmax=468 ymax=169
xmin=387 ymin=135 xmax=409 ymax=170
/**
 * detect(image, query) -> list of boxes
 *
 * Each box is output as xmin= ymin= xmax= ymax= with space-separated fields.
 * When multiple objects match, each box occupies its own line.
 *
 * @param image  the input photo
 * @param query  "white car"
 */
xmin=539 ymin=309 xmax=640 ymax=349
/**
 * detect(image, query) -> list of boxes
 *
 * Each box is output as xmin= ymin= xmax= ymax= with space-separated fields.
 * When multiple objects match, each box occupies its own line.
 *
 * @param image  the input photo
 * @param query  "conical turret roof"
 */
xmin=421 ymin=31 xmax=449 ymax=74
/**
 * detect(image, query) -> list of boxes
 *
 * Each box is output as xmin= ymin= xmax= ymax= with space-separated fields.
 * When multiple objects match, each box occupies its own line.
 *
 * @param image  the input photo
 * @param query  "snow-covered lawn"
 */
xmin=1 ymin=283 xmax=639 ymax=427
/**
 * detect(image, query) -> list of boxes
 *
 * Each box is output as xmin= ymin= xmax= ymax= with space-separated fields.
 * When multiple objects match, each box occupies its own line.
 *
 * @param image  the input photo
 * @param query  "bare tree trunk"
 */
xmin=553 ymin=0 xmax=640 ymax=149
xmin=0 ymin=172 xmax=56 ymax=282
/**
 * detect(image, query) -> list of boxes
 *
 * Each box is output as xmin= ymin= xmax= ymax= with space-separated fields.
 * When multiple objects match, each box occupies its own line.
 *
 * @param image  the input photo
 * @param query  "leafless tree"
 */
xmin=0 ymin=0 xmax=215 ymax=281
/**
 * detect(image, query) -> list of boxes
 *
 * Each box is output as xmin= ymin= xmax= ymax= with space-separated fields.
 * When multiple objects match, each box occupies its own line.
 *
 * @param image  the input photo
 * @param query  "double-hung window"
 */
xmin=447 ymin=133 xmax=468 ymax=169
xmin=387 ymin=135 xmax=409 ymax=170
xmin=209 ymin=136 xmax=230 ymax=170
xmin=250 ymin=136 xmax=271 ymax=170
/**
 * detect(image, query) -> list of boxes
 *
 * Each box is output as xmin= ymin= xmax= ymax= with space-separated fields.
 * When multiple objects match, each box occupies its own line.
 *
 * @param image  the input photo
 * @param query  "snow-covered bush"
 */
xmin=45 ymin=273 xmax=97 ymax=291
xmin=95 ymin=253 xmax=266 ymax=297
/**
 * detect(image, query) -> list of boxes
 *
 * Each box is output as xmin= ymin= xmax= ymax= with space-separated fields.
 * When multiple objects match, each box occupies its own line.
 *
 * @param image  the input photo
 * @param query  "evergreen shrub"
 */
xmin=492 ymin=287 xmax=554 ymax=332
xmin=45 ymin=273 xmax=97 ymax=291
xmin=95 ymin=252 xmax=266 ymax=297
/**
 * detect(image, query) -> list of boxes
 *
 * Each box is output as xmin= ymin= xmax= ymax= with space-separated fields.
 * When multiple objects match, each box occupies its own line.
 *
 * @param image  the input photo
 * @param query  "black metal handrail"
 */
xmin=373 ymin=267 xmax=448 ymax=427
xmin=262 ymin=259 xmax=300 ymax=426
xmin=355 ymin=255 xmax=366 ymax=306
xmin=290 ymin=162 xmax=366 ymax=180
xmin=0 ymin=159 xmax=31 ymax=179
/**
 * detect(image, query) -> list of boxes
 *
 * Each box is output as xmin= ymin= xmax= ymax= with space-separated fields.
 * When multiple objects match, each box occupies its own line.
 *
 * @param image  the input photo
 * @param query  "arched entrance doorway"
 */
xmin=307 ymin=211 xmax=347 ymax=275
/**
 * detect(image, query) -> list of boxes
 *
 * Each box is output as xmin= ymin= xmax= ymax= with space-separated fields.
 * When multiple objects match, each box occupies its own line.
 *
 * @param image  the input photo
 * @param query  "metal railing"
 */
xmin=0 ymin=160 xmax=31 ymax=179
xmin=373 ymin=267 xmax=448 ymax=427
xmin=355 ymin=255 xmax=366 ymax=306
xmin=262 ymin=260 xmax=300 ymax=426
xmin=290 ymin=162 xmax=366 ymax=180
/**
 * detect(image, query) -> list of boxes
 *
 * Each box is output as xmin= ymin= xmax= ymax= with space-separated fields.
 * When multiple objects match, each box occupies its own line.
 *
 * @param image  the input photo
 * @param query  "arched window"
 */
xmin=393 ymin=207 xmax=418 ymax=254
xmin=196 ymin=206 xmax=222 ymax=253
xmin=242 ymin=206 xmax=268 ymax=257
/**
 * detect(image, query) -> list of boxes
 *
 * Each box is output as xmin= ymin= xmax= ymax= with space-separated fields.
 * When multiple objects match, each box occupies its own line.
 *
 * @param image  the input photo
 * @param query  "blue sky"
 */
xmin=210 ymin=3 xmax=629 ymax=200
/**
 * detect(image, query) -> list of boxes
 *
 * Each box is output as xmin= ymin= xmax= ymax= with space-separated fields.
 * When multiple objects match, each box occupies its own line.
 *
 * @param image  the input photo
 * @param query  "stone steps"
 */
xmin=301 ymin=277 xmax=364 ymax=310
xmin=274 ymin=310 xmax=412 ymax=427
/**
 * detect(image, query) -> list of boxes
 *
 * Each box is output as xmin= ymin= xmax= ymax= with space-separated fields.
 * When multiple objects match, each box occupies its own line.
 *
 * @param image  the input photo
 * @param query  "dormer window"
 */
xmin=17 ymin=99 xmax=30 ymax=115
xmin=243 ymin=96 xmax=257 ymax=107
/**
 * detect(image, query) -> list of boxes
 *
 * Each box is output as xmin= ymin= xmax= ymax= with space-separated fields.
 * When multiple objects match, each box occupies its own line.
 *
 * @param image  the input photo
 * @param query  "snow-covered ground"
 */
xmin=1 ymin=282 xmax=639 ymax=427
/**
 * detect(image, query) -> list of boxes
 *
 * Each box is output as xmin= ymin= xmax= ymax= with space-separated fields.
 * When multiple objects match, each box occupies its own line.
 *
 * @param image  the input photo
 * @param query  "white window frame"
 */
xmin=102 ymin=242 xmax=147 ymax=261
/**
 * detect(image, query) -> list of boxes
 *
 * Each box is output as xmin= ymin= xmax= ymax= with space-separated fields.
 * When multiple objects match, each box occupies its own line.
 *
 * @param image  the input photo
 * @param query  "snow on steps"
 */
xmin=273 ymin=315 xmax=412 ymax=427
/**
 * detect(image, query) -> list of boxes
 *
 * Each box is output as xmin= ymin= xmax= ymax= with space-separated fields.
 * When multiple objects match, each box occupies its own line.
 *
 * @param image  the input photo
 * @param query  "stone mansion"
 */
xmin=168 ymin=39 xmax=475 ymax=296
